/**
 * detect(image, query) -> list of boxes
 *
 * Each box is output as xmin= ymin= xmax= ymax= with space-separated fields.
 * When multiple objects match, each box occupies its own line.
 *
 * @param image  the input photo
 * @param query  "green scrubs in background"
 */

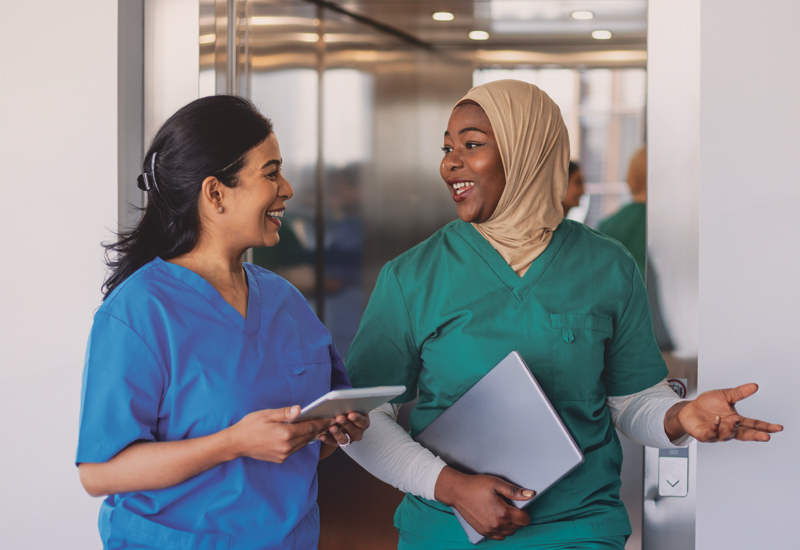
xmin=598 ymin=202 xmax=647 ymax=279
xmin=346 ymin=218 xmax=667 ymax=547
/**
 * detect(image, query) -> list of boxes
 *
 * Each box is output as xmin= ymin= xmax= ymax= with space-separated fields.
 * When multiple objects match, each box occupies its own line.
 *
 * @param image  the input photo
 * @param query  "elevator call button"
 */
xmin=658 ymin=447 xmax=688 ymax=497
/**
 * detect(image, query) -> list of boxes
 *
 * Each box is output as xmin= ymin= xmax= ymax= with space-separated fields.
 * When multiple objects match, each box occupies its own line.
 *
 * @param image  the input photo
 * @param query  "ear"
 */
xmin=200 ymin=176 xmax=225 ymax=212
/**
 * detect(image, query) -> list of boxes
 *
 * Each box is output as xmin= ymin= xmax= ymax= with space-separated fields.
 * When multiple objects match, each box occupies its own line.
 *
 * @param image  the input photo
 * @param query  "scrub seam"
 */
xmin=102 ymin=260 xmax=161 ymax=309
xmin=97 ymin=312 xmax=169 ymax=387
xmin=387 ymin=263 xmax=421 ymax=356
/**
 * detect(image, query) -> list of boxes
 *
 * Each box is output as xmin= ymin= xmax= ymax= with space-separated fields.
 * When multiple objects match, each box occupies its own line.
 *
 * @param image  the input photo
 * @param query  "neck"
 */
xmin=631 ymin=193 xmax=647 ymax=203
xmin=169 ymin=232 xmax=247 ymax=284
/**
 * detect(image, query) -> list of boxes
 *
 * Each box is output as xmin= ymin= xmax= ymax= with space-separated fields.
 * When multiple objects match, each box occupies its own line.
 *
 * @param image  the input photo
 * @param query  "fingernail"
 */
xmin=330 ymin=427 xmax=339 ymax=434
xmin=715 ymin=416 xmax=721 ymax=426
xmin=522 ymin=490 xmax=534 ymax=498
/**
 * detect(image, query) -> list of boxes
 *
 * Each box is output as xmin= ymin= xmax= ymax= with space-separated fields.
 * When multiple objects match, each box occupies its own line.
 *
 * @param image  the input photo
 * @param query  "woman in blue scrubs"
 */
xmin=76 ymin=95 xmax=368 ymax=550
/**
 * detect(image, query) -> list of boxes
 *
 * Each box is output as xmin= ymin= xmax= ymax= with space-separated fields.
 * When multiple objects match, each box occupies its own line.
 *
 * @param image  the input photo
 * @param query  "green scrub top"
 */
xmin=597 ymin=202 xmax=647 ymax=279
xmin=346 ymin=218 xmax=667 ymax=546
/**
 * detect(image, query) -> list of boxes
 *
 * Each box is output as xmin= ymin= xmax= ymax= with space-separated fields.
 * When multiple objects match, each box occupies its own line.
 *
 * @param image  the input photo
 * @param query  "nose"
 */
xmin=280 ymin=174 xmax=294 ymax=200
xmin=443 ymin=152 xmax=463 ymax=172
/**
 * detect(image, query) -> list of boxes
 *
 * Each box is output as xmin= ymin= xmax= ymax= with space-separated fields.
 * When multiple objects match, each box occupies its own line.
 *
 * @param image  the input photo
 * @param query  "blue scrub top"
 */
xmin=76 ymin=258 xmax=350 ymax=550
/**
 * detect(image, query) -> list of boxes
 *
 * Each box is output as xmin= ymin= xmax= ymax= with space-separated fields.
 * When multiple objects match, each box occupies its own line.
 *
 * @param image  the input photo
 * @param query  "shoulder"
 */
xmin=561 ymin=219 xmax=637 ymax=272
xmin=385 ymin=220 xmax=460 ymax=277
xmin=99 ymin=259 xmax=169 ymax=317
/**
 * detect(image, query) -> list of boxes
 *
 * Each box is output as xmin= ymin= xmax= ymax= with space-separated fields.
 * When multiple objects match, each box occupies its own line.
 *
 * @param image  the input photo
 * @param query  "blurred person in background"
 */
xmin=561 ymin=160 xmax=585 ymax=217
xmin=599 ymin=147 xmax=647 ymax=278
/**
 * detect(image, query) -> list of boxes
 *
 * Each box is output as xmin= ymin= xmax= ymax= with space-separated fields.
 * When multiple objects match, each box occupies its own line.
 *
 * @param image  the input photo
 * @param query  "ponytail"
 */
xmin=102 ymin=95 xmax=273 ymax=299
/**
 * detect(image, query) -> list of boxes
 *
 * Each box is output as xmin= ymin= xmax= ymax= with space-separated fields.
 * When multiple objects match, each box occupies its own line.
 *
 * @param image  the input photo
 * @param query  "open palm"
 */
xmin=677 ymin=383 xmax=783 ymax=442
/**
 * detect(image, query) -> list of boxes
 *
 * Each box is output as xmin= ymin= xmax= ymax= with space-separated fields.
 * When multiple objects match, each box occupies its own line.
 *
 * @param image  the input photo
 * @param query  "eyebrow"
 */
xmin=444 ymin=127 xmax=488 ymax=137
xmin=261 ymin=158 xmax=282 ymax=170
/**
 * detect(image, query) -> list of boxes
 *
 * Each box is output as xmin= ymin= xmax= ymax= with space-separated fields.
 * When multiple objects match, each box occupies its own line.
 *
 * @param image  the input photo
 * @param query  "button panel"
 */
xmin=658 ymin=447 xmax=689 ymax=497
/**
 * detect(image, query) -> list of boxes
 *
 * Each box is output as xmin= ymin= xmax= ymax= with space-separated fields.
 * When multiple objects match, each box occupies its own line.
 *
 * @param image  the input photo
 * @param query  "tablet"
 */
xmin=287 ymin=386 xmax=407 ymax=423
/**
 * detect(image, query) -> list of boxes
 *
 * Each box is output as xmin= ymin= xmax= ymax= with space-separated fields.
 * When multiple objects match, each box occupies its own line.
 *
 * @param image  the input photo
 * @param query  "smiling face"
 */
xmin=221 ymin=133 xmax=293 ymax=248
xmin=440 ymin=102 xmax=506 ymax=224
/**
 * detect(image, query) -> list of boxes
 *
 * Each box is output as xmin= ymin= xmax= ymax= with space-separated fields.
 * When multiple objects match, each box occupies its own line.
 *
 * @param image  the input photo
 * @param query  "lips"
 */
xmin=448 ymin=179 xmax=475 ymax=203
xmin=266 ymin=208 xmax=284 ymax=227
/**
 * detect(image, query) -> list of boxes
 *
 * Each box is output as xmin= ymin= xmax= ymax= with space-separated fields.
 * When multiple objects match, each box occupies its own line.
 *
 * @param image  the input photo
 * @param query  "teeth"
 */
xmin=453 ymin=181 xmax=474 ymax=194
xmin=267 ymin=210 xmax=284 ymax=218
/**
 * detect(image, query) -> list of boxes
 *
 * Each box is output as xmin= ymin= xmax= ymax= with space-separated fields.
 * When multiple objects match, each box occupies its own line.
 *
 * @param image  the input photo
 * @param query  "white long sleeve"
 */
xmin=342 ymin=402 xmax=447 ymax=501
xmin=343 ymin=379 xmax=690 ymax=501
xmin=606 ymin=379 xmax=692 ymax=448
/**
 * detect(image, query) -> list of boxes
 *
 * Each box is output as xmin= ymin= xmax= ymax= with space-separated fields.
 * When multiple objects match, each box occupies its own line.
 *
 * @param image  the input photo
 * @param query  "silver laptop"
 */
xmin=414 ymin=351 xmax=584 ymax=544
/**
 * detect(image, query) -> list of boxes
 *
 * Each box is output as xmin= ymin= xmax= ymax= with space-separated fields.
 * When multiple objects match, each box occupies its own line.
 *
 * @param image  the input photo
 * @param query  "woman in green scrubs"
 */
xmin=344 ymin=80 xmax=782 ymax=549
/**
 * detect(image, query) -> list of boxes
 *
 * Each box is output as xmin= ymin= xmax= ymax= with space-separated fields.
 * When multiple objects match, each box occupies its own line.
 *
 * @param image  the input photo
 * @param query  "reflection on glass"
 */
xmin=250 ymin=69 xmax=318 ymax=306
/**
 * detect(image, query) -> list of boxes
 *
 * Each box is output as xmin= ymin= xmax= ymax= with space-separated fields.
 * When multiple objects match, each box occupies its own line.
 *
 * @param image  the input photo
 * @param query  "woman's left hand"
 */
xmin=319 ymin=412 xmax=370 ymax=449
xmin=666 ymin=383 xmax=784 ymax=442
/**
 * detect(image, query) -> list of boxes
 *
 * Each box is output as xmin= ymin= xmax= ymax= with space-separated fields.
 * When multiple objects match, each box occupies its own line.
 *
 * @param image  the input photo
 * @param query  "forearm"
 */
xmin=607 ymin=379 xmax=691 ymax=448
xmin=78 ymin=429 xmax=238 ymax=497
xmin=343 ymin=403 xmax=446 ymax=500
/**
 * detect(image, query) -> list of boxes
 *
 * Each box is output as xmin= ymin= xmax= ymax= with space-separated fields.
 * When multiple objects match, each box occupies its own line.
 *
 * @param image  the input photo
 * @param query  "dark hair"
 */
xmin=568 ymin=160 xmax=580 ymax=177
xmin=103 ymin=95 xmax=273 ymax=299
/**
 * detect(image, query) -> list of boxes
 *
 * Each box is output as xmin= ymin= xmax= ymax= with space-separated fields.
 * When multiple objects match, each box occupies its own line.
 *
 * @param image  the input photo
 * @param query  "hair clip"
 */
xmin=137 ymin=152 xmax=160 ymax=192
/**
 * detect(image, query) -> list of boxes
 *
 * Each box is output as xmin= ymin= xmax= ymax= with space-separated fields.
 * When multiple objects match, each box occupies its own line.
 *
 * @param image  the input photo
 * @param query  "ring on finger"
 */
xmin=338 ymin=432 xmax=351 ymax=448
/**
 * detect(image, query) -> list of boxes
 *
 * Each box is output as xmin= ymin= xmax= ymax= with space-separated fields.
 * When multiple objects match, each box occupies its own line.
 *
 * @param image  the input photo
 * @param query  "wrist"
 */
xmin=219 ymin=425 xmax=244 ymax=461
xmin=665 ymin=400 xmax=691 ymax=441
xmin=434 ymin=466 xmax=463 ymax=506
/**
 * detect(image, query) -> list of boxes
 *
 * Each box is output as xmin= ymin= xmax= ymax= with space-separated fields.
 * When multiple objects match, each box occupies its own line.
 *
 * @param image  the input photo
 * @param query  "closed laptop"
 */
xmin=414 ymin=351 xmax=584 ymax=544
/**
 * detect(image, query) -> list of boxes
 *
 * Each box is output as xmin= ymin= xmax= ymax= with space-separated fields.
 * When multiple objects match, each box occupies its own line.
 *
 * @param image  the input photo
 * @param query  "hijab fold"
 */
xmin=458 ymin=80 xmax=570 ymax=277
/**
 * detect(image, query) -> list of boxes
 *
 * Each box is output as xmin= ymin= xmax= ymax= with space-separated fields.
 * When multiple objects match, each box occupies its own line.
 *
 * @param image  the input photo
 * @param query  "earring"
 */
xmin=218 ymin=206 xmax=224 ymax=213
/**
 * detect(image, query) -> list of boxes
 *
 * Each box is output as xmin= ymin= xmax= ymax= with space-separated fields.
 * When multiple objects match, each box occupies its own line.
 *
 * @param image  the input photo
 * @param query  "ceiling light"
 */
xmin=250 ymin=16 xmax=312 ymax=26
xmin=469 ymin=30 xmax=490 ymax=41
xmin=432 ymin=12 xmax=454 ymax=21
xmin=592 ymin=30 xmax=612 ymax=40
xmin=572 ymin=11 xmax=594 ymax=20
xmin=199 ymin=34 xmax=216 ymax=44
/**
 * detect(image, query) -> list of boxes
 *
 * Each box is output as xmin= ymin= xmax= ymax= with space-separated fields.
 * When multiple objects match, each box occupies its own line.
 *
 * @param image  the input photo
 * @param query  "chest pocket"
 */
xmin=551 ymin=313 xmax=613 ymax=400
xmin=277 ymin=347 xmax=332 ymax=408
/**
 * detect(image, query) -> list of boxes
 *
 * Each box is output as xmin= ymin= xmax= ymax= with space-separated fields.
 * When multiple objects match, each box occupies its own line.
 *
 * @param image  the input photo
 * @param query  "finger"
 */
xmin=263 ymin=405 xmax=301 ymax=423
xmin=494 ymin=480 xmax=535 ymax=502
xmin=327 ymin=425 xmax=351 ymax=445
xmin=334 ymin=417 xmax=360 ymax=436
xmin=289 ymin=418 xmax=332 ymax=441
xmin=734 ymin=428 xmax=773 ymax=442
xmin=739 ymin=417 xmax=784 ymax=433
xmin=506 ymin=507 xmax=531 ymax=527
xmin=717 ymin=415 xmax=743 ymax=441
xmin=723 ymin=383 xmax=759 ymax=404
xmin=347 ymin=412 xmax=370 ymax=429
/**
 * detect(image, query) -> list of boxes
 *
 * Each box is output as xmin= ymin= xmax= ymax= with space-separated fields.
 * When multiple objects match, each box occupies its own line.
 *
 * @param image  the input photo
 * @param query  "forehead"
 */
xmin=246 ymin=133 xmax=280 ymax=165
xmin=447 ymin=102 xmax=494 ymax=134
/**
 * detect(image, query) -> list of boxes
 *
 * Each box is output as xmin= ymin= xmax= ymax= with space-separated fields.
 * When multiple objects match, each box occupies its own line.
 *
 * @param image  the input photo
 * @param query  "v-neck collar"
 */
xmin=453 ymin=219 xmax=574 ymax=303
xmin=155 ymin=258 xmax=262 ymax=337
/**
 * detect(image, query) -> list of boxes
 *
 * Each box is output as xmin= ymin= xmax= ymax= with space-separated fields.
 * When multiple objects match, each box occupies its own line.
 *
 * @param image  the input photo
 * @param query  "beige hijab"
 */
xmin=458 ymin=80 xmax=570 ymax=277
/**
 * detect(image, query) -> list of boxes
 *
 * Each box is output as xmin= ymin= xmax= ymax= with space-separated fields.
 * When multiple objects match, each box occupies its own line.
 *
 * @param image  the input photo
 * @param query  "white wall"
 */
xmin=0 ymin=1 xmax=119 ymax=548
xmin=144 ymin=0 xmax=200 ymax=146
xmin=647 ymin=0 xmax=701 ymax=360
xmin=0 ymin=1 xmax=200 ymax=548
xmin=697 ymin=0 xmax=800 ymax=547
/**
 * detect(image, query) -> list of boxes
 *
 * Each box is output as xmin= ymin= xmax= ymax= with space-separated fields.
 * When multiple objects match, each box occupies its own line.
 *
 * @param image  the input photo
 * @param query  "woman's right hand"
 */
xmin=228 ymin=405 xmax=332 ymax=463
xmin=434 ymin=466 xmax=534 ymax=540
